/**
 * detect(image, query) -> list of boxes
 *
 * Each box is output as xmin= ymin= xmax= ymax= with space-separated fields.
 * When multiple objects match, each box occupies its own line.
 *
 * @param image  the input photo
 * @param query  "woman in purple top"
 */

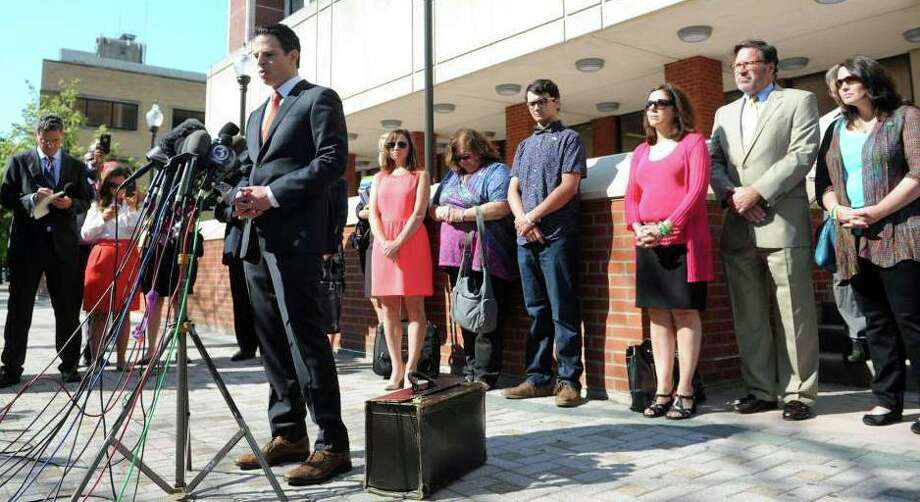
xmin=430 ymin=128 xmax=516 ymax=388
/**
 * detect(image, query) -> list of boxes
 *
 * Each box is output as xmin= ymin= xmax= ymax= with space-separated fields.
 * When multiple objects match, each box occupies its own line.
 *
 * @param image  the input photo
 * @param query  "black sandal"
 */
xmin=643 ymin=393 xmax=673 ymax=418
xmin=666 ymin=394 xmax=696 ymax=420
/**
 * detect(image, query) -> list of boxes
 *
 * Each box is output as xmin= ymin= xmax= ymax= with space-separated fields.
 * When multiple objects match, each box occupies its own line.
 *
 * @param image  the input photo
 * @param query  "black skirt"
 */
xmin=635 ymin=244 xmax=707 ymax=311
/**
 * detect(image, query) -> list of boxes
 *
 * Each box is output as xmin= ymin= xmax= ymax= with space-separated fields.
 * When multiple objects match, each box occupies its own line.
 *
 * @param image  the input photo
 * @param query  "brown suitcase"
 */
xmin=364 ymin=376 xmax=486 ymax=499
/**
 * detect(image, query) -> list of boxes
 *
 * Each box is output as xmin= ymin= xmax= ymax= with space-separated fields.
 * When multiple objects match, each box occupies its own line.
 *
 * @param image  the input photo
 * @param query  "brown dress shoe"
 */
xmin=235 ymin=435 xmax=309 ymax=470
xmin=285 ymin=449 xmax=352 ymax=486
xmin=554 ymin=382 xmax=582 ymax=407
xmin=501 ymin=380 xmax=554 ymax=399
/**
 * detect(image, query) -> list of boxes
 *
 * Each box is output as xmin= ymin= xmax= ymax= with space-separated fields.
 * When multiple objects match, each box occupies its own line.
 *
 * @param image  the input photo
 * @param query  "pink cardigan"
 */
xmin=625 ymin=132 xmax=714 ymax=282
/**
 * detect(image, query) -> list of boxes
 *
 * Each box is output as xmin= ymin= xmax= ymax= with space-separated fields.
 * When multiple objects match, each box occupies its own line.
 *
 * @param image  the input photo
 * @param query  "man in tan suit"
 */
xmin=709 ymin=40 xmax=820 ymax=421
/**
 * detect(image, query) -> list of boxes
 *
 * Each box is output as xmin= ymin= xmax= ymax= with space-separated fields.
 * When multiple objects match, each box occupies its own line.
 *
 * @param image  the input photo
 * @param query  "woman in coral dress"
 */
xmin=369 ymin=129 xmax=433 ymax=390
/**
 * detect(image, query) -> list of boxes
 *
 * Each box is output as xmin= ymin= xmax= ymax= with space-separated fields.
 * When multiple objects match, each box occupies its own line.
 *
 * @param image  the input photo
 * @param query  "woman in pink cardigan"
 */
xmin=625 ymin=83 xmax=714 ymax=420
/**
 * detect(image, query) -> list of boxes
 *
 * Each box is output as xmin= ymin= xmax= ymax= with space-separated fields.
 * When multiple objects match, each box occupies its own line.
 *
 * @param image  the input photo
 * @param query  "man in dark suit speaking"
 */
xmin=231 ymin=23 xmax=350 ymax=486
xmin=0 ymin=114 xmax=91 ymax=387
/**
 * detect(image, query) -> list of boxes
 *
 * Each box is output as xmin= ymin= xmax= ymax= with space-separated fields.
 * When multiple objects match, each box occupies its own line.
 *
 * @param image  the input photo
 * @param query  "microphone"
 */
xmin=217 ymin=122 xmax=240 ymax=139
xmin=175 ymin=130 xmax=212 ymax=202
xmin=180 ymin=129 xmax=212 ymax=157
xmin=158 ymin=118 xmax=206 ymax=157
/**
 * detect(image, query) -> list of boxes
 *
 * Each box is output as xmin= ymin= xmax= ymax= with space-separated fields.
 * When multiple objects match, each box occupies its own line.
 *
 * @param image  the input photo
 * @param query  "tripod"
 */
xmin=68 ymin=154 xmax=288 ymax=500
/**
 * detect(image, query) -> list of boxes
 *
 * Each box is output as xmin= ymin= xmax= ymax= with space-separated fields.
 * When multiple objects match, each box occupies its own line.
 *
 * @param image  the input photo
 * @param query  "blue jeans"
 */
xmin=517 ymin=234 xmax=583 ymax=388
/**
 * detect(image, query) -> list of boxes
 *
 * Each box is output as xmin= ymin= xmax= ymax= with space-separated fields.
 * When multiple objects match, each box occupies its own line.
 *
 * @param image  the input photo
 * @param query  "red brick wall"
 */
xmin=227 ymin=0 xmax=248 ymax=53
xmin=664 ymin=56 xmax=724 ymax=137
xmin=504 ymin=103 xmax=533 ymax=167
xmin=254 ymin=0 xmax=285 ymax=27
xmin=185 ymin=203 xmax=832 ymax=397
xmin=591 ymin=116 xmax=621 ymax=156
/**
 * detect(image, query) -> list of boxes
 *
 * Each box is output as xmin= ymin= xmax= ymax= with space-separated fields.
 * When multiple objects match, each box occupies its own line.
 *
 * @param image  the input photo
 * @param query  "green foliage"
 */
xmin=0 ymin=79 xmax=88 ymax=263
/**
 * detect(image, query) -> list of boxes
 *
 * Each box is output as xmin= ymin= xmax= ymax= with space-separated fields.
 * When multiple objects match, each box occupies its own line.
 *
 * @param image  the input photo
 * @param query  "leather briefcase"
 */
xmin=364 ymin=374 xmax=486 ymax=499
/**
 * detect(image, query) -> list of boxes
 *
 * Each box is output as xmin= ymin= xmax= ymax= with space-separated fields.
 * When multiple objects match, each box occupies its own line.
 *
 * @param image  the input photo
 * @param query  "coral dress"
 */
xmin=371 ymin=171 xmax=433 ymax=297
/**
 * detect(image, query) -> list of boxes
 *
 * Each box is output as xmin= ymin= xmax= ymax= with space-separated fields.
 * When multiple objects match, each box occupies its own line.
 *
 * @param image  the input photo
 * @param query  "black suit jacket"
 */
xmin=0 ymin=149 xmax=92 ymax=261
xmin=238 ymin=79 xmax=348 ymax=258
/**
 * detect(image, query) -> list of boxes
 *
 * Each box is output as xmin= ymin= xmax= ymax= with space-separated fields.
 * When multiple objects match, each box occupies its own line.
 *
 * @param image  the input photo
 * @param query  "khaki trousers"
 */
xmin=722 ymin=246 xmax=819 ymax=405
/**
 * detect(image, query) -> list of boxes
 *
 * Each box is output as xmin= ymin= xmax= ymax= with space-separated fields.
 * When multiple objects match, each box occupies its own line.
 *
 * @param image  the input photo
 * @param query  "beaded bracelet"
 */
xmin=658 ymin=221 xmax=672 ymax=237
xmin=829 ymin=204 xmax=839 ymax=222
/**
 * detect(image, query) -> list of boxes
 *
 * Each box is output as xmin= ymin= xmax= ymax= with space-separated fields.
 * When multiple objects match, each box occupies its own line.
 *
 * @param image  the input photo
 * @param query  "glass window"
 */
xmin=618 ymin=111 xmax=645 ymax=152
xmin=112 ymin=102 xmax=138 ymax=130
xmin=288 ymin=0 xmax=304 ymax=14
xmin=571 ymin=122 xmax=594 ymax=159
xmin=75 ymin=97 xmax=137 ymax=130
xmin=172 ymin=108 xmax=206 ymax=128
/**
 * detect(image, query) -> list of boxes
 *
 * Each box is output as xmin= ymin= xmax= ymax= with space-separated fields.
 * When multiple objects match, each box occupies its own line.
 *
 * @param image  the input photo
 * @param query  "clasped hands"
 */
xmin=35 ymin=187 xmax=72 ymax=209
xmin=834 ymin=205 xmax=880 ymax=229
xmin=726 ymin=186 xmax=766 ymax=223
xmin=232 ymin=186 xmax=272 ymax=219
xmin=514 ymin=213 xmax=544 ymax=243
xmin=632 ymin=222 xmax=670 ymax=248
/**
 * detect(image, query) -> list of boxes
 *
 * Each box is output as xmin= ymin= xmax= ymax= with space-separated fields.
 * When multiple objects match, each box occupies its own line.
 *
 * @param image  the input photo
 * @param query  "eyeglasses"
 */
xmin=835 ymin=76 xmax=862 ymax=88
xmin=385 ymin=140 xmax=408 ymax=149
xmin=526 ymin=97 xmax=556 ymax=108
xmin=645 ymin=99 xmax=675 ymax=110
xmin=732 ymin=60 xmax=765 ymax=72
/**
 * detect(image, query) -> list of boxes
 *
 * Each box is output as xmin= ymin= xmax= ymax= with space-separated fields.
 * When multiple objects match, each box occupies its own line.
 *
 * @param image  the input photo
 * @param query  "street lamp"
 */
xmin=145 ymin=103 xmax=164 ymax=148
xmin=233 ymin=49 xmax=254 ymax=135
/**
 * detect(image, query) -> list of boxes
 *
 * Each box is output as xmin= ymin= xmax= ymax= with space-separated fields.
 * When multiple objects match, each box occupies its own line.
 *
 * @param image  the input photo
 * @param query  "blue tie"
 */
xmin=43 ymin=157 xmax=56 ymax=188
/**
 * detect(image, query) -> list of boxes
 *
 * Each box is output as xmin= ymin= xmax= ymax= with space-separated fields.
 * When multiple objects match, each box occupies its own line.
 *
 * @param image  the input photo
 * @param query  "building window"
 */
xmin=618 ymin=111 xmax=645 ymax=153
xmin=75 ymin=97 xmax=138 ymax=130
xmin=288 ymin=0 xmax=305 ymax=15
xmin=172 ymin=108 xmax=206 ymax=128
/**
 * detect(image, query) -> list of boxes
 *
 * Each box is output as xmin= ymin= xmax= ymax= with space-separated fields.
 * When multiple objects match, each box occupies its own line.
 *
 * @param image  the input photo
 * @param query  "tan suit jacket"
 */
xmin=709 ymin=86 xmax=820 ymax=250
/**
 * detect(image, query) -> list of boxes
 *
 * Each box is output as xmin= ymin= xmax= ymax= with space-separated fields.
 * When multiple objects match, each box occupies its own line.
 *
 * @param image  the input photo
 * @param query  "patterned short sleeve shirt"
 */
xmin=510 ymin=121 xmax=587 ymax=244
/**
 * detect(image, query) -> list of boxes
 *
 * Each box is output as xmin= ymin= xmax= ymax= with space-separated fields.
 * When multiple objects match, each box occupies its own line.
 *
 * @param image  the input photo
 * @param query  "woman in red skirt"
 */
xmin=81 ymin=162 xmax=142 ymax=370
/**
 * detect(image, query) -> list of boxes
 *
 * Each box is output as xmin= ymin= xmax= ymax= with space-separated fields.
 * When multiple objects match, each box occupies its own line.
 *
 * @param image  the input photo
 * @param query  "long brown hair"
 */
xmin=642 ymin=83 xmax=696 ymax=145
xmin=380 ymin=128 xmax=420 ymax=173
xmin=96 ymin=161 xmax=133 ymax=206
xmin=444 ymin=128 xmax=500 ymax=171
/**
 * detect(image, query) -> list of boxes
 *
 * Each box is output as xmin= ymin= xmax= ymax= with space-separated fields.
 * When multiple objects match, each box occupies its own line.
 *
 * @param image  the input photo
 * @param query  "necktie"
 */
xmin=742 ymin=95 xmax=759 ymax=149
xmin=43 ymin=157 xmax=56 ymax=187
xmin=261 ymin=91 xmax=282 ymax=143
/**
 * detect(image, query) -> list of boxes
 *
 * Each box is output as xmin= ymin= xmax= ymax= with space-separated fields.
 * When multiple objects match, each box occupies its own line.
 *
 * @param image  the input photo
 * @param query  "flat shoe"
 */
xmin=384 ymin=382 xmax=403 ymax=391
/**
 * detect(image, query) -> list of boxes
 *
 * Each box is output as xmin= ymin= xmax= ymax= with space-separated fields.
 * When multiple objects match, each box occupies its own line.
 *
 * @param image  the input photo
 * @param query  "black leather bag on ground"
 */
xmin=626 ymin=338 xmax=706 ymax=412
xmin=371 ymin=322 xmax=441 ymax=378
xmin=365 ymin=375 xmax=486 ymax=499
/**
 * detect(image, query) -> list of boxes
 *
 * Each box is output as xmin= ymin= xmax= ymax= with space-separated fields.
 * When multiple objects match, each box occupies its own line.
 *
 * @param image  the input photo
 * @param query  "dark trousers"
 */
xmin=447 ymin=268 xmax=509 ymax=386
xmin=517 ymin=234 xmax=583 ymax=388
xmin=850 ymin=258 xmax=920 ymax=412
xmin=244 ymin=250 xmax=349 ymax=452
xmin=2 ymin=237 xmax=82 ymax=374
xmin=227 ymin=259 xmax=258 ymax=355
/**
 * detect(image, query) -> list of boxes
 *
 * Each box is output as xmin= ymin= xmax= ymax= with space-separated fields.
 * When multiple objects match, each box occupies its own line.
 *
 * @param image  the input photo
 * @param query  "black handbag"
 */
xmin=319 ymin=249 xmax=345 ymax=333
xmin=372 ymin=322 xmax=441 ymax=378
xmin=626 ymin=339 xmax=706 ymax=412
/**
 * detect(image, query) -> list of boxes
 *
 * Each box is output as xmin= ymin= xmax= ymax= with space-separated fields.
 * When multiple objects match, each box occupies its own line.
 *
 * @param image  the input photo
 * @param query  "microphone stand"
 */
xmin=69 ymin=155 xmax=288 ymax=501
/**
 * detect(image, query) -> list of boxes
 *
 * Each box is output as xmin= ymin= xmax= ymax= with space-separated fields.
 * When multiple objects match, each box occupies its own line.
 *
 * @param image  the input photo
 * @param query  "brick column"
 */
xmin=591 ymin=115 xmax=621 ymax=156
xmin=664 ymin=56 xmax=723 ymax=137
xmin=344 ymin=153 xmax=357 ymax=196
xmin=504 ymin=102 xmax=533 ymax=167
xmin=409 ymin=131 xmax=427 ymax=171
xmin=228 ymin=0 xmax=286 ymax=53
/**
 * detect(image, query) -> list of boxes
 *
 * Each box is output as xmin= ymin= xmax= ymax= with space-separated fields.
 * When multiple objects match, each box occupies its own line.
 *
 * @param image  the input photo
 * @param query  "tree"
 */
xmin=0 ymin=79 xmax=87 ymax=263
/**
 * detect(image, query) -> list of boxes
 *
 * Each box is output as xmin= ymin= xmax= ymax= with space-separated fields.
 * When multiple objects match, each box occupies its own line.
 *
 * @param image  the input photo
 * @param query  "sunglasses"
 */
xmin=385 ymin=140 xmax=409 ymax=149
xmin=835 ymin=76 xmax=862 ymax=88
xmin=646 ymin=99 xmax=675 ymax=110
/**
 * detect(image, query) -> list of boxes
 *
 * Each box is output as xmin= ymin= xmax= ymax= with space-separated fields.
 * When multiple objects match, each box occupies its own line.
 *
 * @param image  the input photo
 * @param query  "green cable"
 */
xmin=117 ymin=206 xmax=203 ymax=501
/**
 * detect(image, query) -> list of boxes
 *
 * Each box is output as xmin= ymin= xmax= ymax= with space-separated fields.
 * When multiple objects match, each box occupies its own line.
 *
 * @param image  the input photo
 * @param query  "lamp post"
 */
xmin=233 ymin=50 xmax=254 ymax=135
xmin=145 ymin=103 xmax=164 ymax=148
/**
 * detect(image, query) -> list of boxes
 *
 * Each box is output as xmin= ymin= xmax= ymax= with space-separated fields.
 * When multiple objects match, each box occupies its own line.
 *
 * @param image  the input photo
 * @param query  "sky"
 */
xmin=0 ymin=0 xmax=228 ymax=136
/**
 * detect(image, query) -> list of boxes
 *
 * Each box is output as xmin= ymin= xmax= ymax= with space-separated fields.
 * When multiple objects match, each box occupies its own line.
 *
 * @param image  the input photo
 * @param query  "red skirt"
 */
xmin=83 ymin=240 xmax=141 ymax=312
